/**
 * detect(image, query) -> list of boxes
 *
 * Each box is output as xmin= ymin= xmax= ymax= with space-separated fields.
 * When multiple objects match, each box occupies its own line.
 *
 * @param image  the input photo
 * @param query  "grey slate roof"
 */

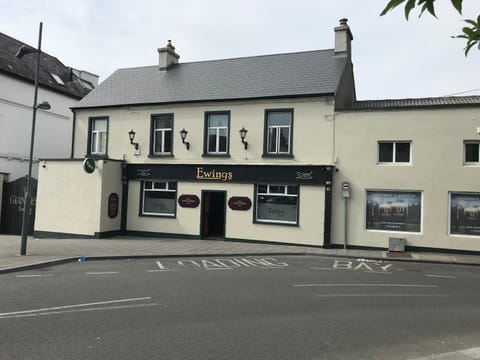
xmin=351 ymin=96 xmax=480 ymax=110
xmin=75 ymin=50 xmax=347 ymax=109
xmin=0 ymin=31 xmax=92 ymax=99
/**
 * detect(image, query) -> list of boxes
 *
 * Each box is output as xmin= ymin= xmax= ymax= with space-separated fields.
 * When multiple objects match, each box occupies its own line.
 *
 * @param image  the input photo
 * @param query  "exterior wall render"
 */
xmin=73 ymin=97 xmax=336 ymax=165
xmin=332 ymin=107 xmax=480 ymax=251
xmin=35 ymin=159 xmax=122 ymax=237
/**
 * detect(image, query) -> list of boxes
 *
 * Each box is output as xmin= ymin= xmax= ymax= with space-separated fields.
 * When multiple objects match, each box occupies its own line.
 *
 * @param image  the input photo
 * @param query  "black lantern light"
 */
xmin=128 ymin=129 xmax=139 ymax=150
xmin=239 ymin=126 xmax=248 ymax=150
xmin=180 ymin=128 xmax=190 ymax=150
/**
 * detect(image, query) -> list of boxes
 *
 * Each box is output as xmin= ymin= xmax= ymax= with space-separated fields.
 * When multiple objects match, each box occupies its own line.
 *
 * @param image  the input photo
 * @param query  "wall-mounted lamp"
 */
xmin=239 ymin=126 xmax=248 ymax=150
xmin=128 ymin=129 xmax=139 ymax=150
xmin=179 ymin=128 xmax=190 ymax=150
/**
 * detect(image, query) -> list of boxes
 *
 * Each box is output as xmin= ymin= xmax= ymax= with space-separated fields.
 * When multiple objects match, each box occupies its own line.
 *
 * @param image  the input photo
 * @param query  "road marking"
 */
xmin=147 ymin=269 xmax=171 ymax=272
xmin=366 ymin=271 xmax=392 ymax=274
xmin=86 ymin=272 xmax=119 ymax=275
xmin=16 ymin=274 xmax=54 ymax=278
xmin=425 ymin=274 xmax=456 ymax=279
xmin=0 ymin=297 xmax=152 ymax=318
xmin=294 ymin=283 xmax=439 ymax=288
xmin=175 ymin=257 xmax=288 ymax=270
xmin=310 ymin=267 xmax=334 ymax=270
xmin=316 ymin=294 xmax=449 ymax=298
xmin=0 ymin=303 xmax=158 ymax=320
xmin=333 ymin=260 xmax=393 ymax=272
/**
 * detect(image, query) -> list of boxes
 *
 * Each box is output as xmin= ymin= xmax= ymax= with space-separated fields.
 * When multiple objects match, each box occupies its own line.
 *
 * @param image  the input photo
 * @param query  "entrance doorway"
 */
xmin=201 ymin=191 xmax=226 ymax=239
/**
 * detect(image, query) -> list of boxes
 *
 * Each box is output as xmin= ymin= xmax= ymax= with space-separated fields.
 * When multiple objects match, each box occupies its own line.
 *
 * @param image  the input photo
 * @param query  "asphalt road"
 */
xmin=1 ymin=256 xmax=479 ymax=360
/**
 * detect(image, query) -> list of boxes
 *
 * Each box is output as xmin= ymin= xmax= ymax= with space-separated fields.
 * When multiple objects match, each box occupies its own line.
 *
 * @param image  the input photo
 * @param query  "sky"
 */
xmin=1 ymin=0 xmax=479 ymax=100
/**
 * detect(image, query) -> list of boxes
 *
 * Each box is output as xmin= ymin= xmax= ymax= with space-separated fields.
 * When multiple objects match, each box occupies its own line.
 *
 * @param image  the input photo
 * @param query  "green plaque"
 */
xmin=83 ymin=157 xmax=96 ymax=174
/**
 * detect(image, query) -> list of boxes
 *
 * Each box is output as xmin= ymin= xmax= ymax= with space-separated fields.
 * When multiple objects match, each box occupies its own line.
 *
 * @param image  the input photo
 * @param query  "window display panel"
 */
xmin=366 ymin=190 xmax=421 ymax=232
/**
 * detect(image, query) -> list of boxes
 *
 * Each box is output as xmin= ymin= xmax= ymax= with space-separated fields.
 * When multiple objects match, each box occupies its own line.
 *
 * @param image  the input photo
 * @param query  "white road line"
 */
xmin=257 ymin=266 xmax=287 ymax=269
xmin=86 ymin=272 xmax=119 ymax=275
xmin=16 ymin=274 xmax=54 ymax=278
xmin=0 ymin=297 xmax=152 ymax=317
xmin=294 ymin=283 xmax=439 ymax=288
xmin=425 ymin=274 xmax=456 ymax=279
xmin=316 ymin=294 xmax=449 ymax=298
xmin=310 ymin=267 xmax=334 ymax=270
xmin=365 ymin=271 xmax=392 ymax=274
xmin=0 ymin=303 xmax=158 ymax=320
xmin=204 ymin=267 xmax=234 ymax=270
xmin=147 ymin=269 xmax=171 ymax=272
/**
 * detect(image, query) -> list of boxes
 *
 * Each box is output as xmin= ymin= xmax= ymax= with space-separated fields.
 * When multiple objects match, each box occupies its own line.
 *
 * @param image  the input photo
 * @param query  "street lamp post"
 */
xmin=16 ymin=22 xmax=51 ymax=255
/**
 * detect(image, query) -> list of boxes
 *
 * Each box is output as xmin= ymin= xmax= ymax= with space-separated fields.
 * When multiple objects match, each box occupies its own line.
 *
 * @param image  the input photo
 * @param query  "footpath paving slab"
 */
xmin=1 ymin=234 xmax=480 ymax=273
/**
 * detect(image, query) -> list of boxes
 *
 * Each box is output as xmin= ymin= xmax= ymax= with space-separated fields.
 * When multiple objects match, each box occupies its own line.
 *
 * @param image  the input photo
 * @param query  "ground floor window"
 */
xmin=366 ymin=190 xmax=421 ymax=232
xmin=141 ymin=181 xmax=177 ymax=217
xmin=450 ymin=192 xmax=480 ymax=236
xmin=255 ymin=184 xmax=298 ymax=225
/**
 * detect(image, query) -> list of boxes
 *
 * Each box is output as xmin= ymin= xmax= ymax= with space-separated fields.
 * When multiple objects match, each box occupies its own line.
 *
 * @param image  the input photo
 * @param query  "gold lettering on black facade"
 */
xmin=196 ymin=167 xmax=233 ymax=181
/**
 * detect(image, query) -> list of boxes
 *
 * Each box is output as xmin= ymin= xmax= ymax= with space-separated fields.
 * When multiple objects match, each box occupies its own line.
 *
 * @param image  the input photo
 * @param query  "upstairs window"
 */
xmin=378 ymin=141 xmax=411 ymax=164
xmin=264 ymin=109 xmax=293 ymax=156
xmin=89 ymin=117 xmax=108 ymax=155
xmin=151 ymin=114 xmax=173 ymax=155
xmin=464 ymin=141 xmax=480 ymax=164
xmin=205 ymin=112 xmax=229 ymax=155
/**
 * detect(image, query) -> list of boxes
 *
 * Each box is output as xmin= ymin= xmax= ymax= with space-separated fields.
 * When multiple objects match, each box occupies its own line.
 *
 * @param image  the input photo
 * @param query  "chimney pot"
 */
xmin=158 ymin=40 xmax=180 ymax=70
xmin=334 ymin=18 xmax=353 ymax=57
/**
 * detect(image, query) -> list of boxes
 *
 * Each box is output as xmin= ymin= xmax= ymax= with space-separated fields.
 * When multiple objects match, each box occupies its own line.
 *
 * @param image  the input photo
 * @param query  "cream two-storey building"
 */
xmin=35 ymin=19 xmax=480 ymax=253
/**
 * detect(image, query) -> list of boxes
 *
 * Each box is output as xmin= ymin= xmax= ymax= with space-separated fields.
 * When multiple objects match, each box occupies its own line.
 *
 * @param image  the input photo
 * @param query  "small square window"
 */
xmin=464 ymin=142 xmax=480 ymax=164
xmin=378 ymin=141 xmax=411 ymax=164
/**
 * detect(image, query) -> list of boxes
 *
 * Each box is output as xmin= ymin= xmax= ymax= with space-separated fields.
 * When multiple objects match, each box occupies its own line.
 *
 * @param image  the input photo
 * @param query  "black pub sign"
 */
xmin=126 ymin=164 xmax=332 ymax=185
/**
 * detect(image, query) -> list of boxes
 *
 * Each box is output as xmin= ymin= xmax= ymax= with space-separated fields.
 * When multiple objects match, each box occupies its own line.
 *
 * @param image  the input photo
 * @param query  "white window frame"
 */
xmin=448 ymin=192 xmax=480 ymax=237
xmin=206 ymin=112 xmax=229 ymax=155
xmin=141 ymin=181 xmax=177 ymax=217
xmin=377 ymin=141 xmax=411 ymax=164
xmin=463 ymin=141 xmax=480 ymax=165
xmin=152 ymin=115 xmax=173 ymax=155
xmin=255 ymin=184 xmax=299 ymax=225
xmin=90 ymin=118 xmax=107 ymax=155
xmin=266 ymin=110 xmax=292 ymax=155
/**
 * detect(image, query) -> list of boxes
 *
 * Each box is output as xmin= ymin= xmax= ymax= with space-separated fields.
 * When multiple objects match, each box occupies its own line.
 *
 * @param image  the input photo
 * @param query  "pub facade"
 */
xmin=34 ymin=20 xmax=355 ymax=246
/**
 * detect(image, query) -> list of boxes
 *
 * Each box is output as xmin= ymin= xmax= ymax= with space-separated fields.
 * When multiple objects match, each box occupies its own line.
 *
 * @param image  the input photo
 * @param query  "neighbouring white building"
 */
xmin=34 ymin=19 xmax=480 ymax=253
xmin=0 ymin=31 xmax=97 ymax=233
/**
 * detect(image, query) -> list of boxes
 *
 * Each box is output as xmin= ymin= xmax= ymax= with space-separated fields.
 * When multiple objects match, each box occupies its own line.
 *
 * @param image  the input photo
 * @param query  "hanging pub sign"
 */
xmin=83 ymin=157 xmax=96 ymax=174
xmin=228 ymin=197 xmax=252 ymax=211
xmin=178 ymin=194 xmax=200 ymax=208
xmin=108 ymin=193 xmax=119 ymax=219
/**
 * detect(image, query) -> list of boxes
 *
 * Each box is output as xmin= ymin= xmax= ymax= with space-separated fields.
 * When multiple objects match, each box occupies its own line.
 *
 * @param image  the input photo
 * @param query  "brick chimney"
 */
xmin=158 ymin=40 xmax=180 ymax=70
xmin=334 ymin=18 xmax=353 ymax=57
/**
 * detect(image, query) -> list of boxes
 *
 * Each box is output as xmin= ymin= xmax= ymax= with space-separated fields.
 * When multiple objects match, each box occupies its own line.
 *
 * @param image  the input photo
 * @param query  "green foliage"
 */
xmin=380 ymin=0 xmax=479 ymax=55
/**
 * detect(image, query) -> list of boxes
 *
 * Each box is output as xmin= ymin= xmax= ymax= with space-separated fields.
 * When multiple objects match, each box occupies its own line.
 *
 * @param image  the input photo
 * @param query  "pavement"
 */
xmin=2 ymin=234 xmax=480 ymax=274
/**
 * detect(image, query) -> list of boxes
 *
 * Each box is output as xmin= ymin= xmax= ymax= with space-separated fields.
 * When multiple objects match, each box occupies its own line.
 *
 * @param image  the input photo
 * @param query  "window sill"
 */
xmin=377 ymin=162 xmax=412 ymax=166
xmin=253 ymin=219 xmax=299 ymax=227
xmin=139 ymin=213 xmax=176 ymax=218
xmin=262 ymin=154 xmax=294 ymax=159
xmin=148 ymin=154 xmax=174 ymax=158
xmin=86 ymin=154 xmax=108 ymax=160
xmin=202 ymin=154 xmax=230 ymax=158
